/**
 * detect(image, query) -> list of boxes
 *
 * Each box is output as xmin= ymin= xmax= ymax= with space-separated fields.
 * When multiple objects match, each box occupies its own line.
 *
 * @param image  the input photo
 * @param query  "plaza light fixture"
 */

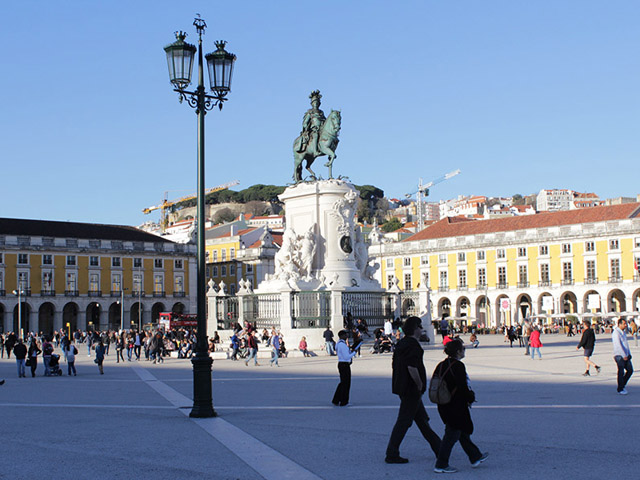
xmin=118 ymin=288 xmax=129 ymax=331
xmin=164 ymin=15 xmax=236 ymax=418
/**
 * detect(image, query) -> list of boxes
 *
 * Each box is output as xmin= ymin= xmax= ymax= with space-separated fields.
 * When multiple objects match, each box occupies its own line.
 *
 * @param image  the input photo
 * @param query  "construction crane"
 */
xmin=405 ymin=169 xmax=461 ymax=232
xmin=143 ymin=180 xmax=240 ymax=232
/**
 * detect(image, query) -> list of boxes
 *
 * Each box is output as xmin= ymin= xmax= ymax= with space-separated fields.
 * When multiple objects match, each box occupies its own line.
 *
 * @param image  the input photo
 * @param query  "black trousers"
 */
xmin=332 ymin=362 xmax=351 ymax=406
xmin=435 ymin=424 xmax=482 ymax=469
xmin=386 ymin=394 xmax=441 ymax=458
xmin=615 ymin=355 xmax=633 ymax=392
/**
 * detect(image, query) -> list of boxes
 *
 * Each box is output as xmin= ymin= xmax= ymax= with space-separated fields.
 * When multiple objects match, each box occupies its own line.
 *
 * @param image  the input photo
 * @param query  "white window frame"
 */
xmin=458 ymin=269 xmax=467 ymax=287
xmin=111 ymin=274 xmax=122 ymax=293
xmin=66 ymin=272 xmax=76 ymax=291
xmin=477 ymin=267 xmax=486 ymax=287
xmin=90 ymin=273 xmax=100 ymax=292
xmin=404 ymin=273 xmax=412 ymax=291
xmin=42 ymin=271 xmax=53 ymax=292
xmin=585 ymin=260 xmax=596 ymax=281
xmin=174 ymin=275 xmax=184 ymax=293
xmin=154 ymin=274 xmax=164 ymax=293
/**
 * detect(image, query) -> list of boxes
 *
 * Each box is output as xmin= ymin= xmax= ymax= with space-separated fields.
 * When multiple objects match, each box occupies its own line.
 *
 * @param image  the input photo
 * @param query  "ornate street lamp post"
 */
xmin=12 ymin=289 xmax=24 ymax=338
xmin=164 ymin=15 xmax=236 ymax=418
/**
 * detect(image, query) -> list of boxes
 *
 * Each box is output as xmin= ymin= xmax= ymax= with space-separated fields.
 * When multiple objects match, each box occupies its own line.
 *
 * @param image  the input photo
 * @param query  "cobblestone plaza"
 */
xmin=1 ymin=332 xmax=637 ymax=480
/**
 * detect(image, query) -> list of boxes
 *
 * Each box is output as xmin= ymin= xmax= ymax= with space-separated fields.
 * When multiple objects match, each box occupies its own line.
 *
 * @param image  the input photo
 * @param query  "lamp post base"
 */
xmin=189 ymin=352 xmax=217 ymax=418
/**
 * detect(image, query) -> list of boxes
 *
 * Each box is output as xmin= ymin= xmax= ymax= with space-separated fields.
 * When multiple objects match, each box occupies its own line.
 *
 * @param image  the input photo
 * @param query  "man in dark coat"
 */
xmin=433 ymin=339 xmax=488 ymax=473
xmin=385 ymin=316 xmax=441 ymax=464
xmin=5 ymin=332 xmax=17 ymax=358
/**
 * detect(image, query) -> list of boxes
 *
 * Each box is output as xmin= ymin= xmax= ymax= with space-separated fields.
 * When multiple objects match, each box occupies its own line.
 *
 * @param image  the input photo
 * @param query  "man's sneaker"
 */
xmin=471 ymin=453 xmax=489 ymax=468
xmin=385 ymin=456 xmax=409 ymax=464
xmin=618 ymin=389 xmax=628 ymax=395
xmin=434 ymin=466 xmax=458 ymax=473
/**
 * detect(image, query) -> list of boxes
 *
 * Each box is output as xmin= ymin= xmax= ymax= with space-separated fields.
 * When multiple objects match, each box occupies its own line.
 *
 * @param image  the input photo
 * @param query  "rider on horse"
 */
xmin=296 ymin=90 xmax=326 ymax=155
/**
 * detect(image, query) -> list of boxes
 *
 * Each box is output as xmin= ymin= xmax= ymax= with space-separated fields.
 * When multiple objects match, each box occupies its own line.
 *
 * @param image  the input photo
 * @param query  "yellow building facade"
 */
xmin=0 ymin=218 xmax=195 ymax=335
xmin=377 ymin=204 xmax=640 ymax=326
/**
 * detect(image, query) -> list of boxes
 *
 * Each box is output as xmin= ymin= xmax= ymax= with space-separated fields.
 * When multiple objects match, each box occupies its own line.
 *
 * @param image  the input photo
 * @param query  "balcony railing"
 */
xmin=153 ymin=291 xmax=166 ymax=298
xmin=609 ymin=276 xmax=623 ymax=284
xmin=65 ymin=290 xmax=79 ymax=297
xmin=561 ymin=279 xmax=574 ymax=286
xmin=517 ymin=281 xmax=529 ymax=288
xmin=457 ymin=285 xmax=468 ymax=291
xmin=173 ymin=291 xmax=186 ymax=297
xmin=635 ymin=275 xmax=640 ymax=283
xmin=0 ymin=290 xmax=5 ymax=296
xmin=131 ymin=290 xmax=145 ymax=297
xmin=110 ymin=290 xmax=123 ymax=297
xmin=585 ymin=278 xmax=598 ymax=285
xmin=497 ymin=282 xmax=508 ymax=289
xmin=40 ymin=290 xmax=56 ymax=296
xmin=88 ymin=290 xmax=102 ymax=297
xmin=538 ymin=280 xmax=551 ymax=287
xmin=438 ymin=285 xmax=449 ymax=292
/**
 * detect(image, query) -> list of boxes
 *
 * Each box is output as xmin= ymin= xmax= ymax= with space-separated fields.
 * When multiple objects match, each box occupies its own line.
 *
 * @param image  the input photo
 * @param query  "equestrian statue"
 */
xmin=292 ymin=90 xmax=341 ymax=183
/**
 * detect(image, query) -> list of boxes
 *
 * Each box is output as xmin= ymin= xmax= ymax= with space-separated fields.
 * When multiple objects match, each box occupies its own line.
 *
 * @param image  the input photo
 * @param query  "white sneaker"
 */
xmin=471 ymin=453 xmax=489 ymax=468
xmin=618 ymin=389 xmax=628 ymax=395
xmin=434 ymin=466 xmax=458 ymax=473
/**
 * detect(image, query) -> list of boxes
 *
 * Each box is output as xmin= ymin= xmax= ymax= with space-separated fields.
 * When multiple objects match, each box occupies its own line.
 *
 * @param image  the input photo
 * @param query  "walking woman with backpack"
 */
xmin=432 ymin=338 xmax=488 ymax=474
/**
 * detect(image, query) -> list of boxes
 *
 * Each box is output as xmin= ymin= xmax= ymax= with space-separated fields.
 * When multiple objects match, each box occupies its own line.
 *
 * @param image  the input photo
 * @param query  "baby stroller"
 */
xmin=47 ymin=354 xmax=63 ymax=376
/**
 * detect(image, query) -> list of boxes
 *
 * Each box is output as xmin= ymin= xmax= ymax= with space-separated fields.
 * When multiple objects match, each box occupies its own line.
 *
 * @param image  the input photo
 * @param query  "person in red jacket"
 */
xmin=529 ymin=327 xmax=543 ymax=359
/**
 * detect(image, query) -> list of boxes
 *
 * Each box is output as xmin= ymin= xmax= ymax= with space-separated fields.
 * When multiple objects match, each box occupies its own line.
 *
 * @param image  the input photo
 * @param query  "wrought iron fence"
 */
xmin=216 ymin=296 xmax=239 ymax=329
xmin=242 ymin=293 xmax=281 ymax=329
xmin=291 ymin=291 xmax=331 ymax=328
xmin=400 ymin=291 xmax=420 ymax=319
xmin=341 ymin=291 xmax=394 ymax=328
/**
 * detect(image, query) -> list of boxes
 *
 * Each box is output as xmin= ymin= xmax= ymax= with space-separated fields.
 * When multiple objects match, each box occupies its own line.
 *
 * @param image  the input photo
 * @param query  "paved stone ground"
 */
xmin=0 ymin=332 xmax=637 ymax=480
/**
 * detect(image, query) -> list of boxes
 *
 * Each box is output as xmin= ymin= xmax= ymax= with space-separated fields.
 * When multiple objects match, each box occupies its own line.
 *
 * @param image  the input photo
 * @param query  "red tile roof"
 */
xmin=404 ymin=203 xmax=640 ymax=242
xmin=215 ymin=227 xmax=257 ymax=238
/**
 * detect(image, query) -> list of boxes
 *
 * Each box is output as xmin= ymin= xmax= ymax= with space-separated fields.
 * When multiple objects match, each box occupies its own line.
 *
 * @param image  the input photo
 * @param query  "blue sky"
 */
xmin=2 ymin=1 xmax=639 ymax=226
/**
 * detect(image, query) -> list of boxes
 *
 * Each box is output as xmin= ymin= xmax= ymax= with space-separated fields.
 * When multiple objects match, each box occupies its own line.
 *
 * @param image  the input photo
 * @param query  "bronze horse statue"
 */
xmin=293 ymin=109 xmax=341 ymax=183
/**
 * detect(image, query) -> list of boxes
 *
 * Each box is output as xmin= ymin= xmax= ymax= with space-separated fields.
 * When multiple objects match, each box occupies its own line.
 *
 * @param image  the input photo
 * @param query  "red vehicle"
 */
xmin=158 ymin=312 xmax=198 ymax=329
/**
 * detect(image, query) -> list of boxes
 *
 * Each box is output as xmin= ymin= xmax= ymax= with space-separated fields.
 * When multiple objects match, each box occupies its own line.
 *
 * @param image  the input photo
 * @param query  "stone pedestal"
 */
xmin=258 ymin=179 xmax=381 ymax=292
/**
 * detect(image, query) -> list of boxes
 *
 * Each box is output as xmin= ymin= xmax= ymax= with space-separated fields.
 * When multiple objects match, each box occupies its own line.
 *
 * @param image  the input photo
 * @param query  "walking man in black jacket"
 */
xmin=385 ymin=316 xmax=441 ymax=464
xmin=577 ymin=319 xmax=601 ymax=376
